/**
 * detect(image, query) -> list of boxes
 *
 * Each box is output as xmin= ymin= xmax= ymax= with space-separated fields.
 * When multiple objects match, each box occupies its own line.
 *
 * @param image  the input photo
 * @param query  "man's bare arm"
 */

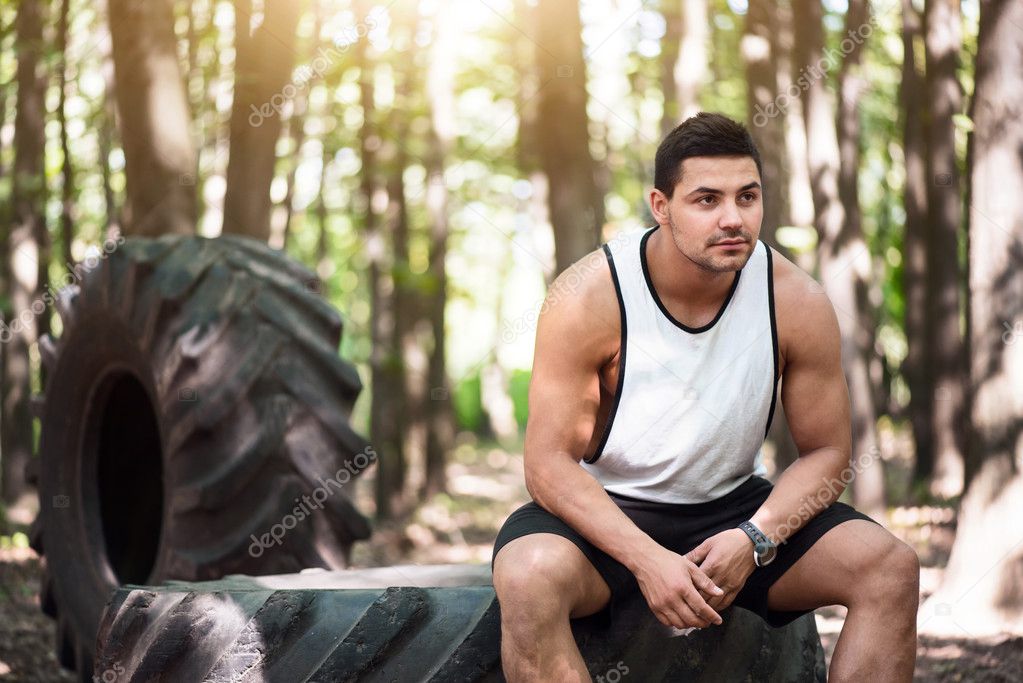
xmin=523 ymin=249 xmax=723 ymax=628
xmin=748 ymin=253 xmax=853 ymax=543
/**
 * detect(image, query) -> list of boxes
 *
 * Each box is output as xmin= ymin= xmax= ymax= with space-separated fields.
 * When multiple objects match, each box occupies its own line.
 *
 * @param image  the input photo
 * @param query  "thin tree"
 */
xmin=420 ymin=0 xmax=457 ymax=499
xmin=534 ymin=0 xmax=604 ymax=276
xmin=2 ymin=0 xmax=48 ymax=504
xmin=658 ymin=0 xmax=682 ymax=135
xmin=280 ymin=5 xmax=324 ymax=250
xmin=835 ymin=0 xmax=885 ymax=508
xmin=900 ymin=0 xmax=933 ymax=497
xmin=792 ymin=0 xmax=885 ymax=515
xmin=921 ymin=0 xmax=1023 ymax=635
xmin=742 ymin=0 xmax=785 ymax=249
xmin=675 ymin=0 xmax=707 ymax=119
xmin=57 ymin=0 xmax=75 ymax=270
xmin=352 ymin=0 xmax=402 ymax=521
xmin=741 ymin=0 xmax=799 ymax=474
xmin=221 ymin=0 xmax=304 ymax=241
xmin=107 ymin=0 xmax=197 ymax=236
xmin=776 ymin=0 xmax=816 ymax=265
xmin=98 ymin=34 xmax=120 ymax=237
xmin=920 ymin=0 xmax=966 ymax=497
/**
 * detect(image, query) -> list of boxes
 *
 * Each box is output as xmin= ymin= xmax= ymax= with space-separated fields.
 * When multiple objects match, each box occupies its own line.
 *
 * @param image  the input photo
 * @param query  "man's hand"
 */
xmin=633 ymin=545 xmax=725 ymax=629
xmin=685 ymin=529 xmax=758 ymax=612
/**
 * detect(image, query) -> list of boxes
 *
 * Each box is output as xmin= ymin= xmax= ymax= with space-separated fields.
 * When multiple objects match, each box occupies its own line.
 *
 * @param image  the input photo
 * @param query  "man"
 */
xmin=491 ymin=113 xmax=919 ymax=682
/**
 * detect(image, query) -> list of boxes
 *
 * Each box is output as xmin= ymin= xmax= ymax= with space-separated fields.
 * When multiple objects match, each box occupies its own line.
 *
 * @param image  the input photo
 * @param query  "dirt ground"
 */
xmin=2 ymin=440 xmax=1021 ymax=681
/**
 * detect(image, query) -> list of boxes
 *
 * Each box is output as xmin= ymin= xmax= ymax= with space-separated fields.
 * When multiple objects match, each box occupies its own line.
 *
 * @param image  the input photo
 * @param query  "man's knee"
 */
xmin=857 ymin=536 xmax=920 ymax=609
xmin=882 ymin=540 xmax=920 ymax=601
xmin=493 ymin=534 xmax=610 ymax=622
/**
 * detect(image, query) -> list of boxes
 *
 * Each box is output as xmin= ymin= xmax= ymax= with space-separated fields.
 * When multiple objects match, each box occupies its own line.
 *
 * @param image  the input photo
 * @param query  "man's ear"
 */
xmin=649 ymin=188 xmax=670 ymax=222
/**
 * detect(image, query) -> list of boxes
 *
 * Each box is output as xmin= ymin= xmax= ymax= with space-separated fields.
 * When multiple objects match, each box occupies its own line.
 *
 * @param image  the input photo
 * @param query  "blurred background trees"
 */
xmin=0 ymin=0 xmax=1020 ymax=636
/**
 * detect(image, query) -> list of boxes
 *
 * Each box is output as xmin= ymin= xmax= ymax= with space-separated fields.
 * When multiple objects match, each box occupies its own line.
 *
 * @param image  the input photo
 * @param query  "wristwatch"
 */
xmin=738 ymin=520 xmax=777 ymax=568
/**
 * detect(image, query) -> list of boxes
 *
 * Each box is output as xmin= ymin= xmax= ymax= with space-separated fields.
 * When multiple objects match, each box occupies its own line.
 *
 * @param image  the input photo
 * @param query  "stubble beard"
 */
xmin=666 ymin=212 xmax=752 ymax=273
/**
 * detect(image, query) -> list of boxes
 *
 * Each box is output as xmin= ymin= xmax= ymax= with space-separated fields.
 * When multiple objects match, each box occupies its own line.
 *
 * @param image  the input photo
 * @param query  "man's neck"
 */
xmin=647 ymin=225 xmax=738 ymax=313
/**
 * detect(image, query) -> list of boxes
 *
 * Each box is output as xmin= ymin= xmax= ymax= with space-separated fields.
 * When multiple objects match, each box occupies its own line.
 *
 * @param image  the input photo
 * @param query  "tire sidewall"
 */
xmin=38 ymin=301 xmax=169 ymax=645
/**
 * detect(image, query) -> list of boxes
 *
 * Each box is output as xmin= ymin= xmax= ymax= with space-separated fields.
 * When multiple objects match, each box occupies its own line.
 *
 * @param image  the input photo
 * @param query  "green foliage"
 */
xmin=452 ymin=370 xmax=483 ymax=432
xmin=509 ymin=369 xmax=531 ymax=430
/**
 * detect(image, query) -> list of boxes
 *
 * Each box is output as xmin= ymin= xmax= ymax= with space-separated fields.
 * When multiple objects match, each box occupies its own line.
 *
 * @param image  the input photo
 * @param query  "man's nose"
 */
xmin=719 ymin=201 xmax=743 ymax=229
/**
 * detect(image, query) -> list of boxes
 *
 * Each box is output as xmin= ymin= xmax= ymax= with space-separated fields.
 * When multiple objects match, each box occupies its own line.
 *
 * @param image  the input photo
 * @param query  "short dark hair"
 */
xmin=654 ymin=112 xmax=763 ymax=199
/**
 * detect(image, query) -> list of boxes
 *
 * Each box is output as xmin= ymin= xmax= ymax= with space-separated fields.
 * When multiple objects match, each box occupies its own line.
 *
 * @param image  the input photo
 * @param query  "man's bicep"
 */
xmin=523 ymin=256 xmax=620 ymax=471
xmin=525 ymin=303 xmax=608 ymax=464
xmin=779 ymin=294 xmax=852 ymax=458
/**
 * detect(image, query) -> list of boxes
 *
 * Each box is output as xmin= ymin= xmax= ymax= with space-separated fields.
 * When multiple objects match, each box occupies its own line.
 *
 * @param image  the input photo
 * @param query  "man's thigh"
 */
xmin=766 ymin=519 xmax=903 ymax=612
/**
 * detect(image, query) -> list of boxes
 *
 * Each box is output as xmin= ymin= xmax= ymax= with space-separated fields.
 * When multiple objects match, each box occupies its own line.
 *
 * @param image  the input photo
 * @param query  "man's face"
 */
xmin=649 ymin=155 xmax=763 ymax=273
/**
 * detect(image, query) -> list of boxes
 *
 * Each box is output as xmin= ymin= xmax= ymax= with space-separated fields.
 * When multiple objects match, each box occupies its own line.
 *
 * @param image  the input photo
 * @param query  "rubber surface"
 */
xmin=29 ymin=235 xmax=372 ymax=680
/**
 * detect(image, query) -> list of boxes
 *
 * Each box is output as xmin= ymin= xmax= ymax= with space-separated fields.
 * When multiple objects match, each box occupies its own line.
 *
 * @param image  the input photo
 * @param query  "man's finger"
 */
xmin=680 ymin=584 xmax=723 ymax=625
xmin=674 ymin=601 xmax=710 ymax=629
xmin=685 ymin=541 xmax=710 ymax=565
xmin=688 ymin=562 xmax=724 ymax=596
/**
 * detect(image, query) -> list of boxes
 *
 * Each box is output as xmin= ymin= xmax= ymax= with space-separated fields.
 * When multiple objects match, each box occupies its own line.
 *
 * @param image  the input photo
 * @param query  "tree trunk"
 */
xmin=221 ymin=0 xmax=303 ymax=241
xmin=921 ymin=0 xmax=966 ymax=498
xmin=383 ymin=126 xmax=415 ymax=518
xmin=835 ymin=0 xmax=885 ymax=513
xmin=675 ymin=0 xmax=707 ymax=119
xmin=100 ymin=34 xmax=120 ymax=238
xmin=421 ymin=0 xmax=457 ymax=500
xmin=535 ymin=0 xmax=604 ymax=276
xmin=659 ymin=0 xmax=682 ymax=135
xmin=743 ymin=0 xmax=799 ymax=472
xmin=776 ymin=0 xmax=816 ymax=274
xmin=900 ymin=0 xmax=934 ymax=497
xmin=742 ymin=0 xmax=785 ymax=249
xmin=355 ymin=0 xmax=402 ymax=522
xmin=57 ymin=0 xmax=75 ymax=271
xmin=512 ymin=0 xmax=556 ymax=281
xmin=2 ymin=0 xmax=47 ymax=504
xmin=920 ymin=0 xmax=1023 ymax=635
xmin=107 ymin=0 xmax=197 ymax=236
xmin=793 ymin=0 xmax=884 ymax=516
xmin=280 ymin=5 xmax=323 ymax=251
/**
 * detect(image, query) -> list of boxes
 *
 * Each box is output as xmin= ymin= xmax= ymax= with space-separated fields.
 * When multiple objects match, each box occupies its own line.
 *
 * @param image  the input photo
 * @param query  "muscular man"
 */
xmin=490 ymin=113 xmax=919 ymax=682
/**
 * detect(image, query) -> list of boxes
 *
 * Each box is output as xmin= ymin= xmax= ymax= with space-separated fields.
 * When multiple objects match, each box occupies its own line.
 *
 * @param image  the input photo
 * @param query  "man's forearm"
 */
xmin=749 ymin=446 xmax=850 ymax=544
xmin=526 ymin=454 xmax=660 ymax=575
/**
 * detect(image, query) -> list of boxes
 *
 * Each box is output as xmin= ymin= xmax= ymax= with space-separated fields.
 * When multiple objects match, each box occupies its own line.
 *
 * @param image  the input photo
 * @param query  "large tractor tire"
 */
xmin=94 ymin=564 xmax=826 ymax=682
xmin=28 ymin=234 xmax=373 ymax=680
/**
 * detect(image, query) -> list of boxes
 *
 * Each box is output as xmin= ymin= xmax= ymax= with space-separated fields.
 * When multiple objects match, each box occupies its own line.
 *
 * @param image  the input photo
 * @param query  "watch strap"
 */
xmin=739 ymin=520 xmax=768 ymax=546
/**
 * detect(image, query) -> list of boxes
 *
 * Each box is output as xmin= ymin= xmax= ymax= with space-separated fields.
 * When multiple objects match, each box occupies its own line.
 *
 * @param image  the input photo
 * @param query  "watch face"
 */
xmin=756 ymin=542 xmax=778 ymax=566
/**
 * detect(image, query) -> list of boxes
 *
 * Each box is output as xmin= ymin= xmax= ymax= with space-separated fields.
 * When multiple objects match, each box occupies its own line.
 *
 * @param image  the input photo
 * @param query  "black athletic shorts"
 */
xmin=490 ymin=474 xmax=880 ymax=629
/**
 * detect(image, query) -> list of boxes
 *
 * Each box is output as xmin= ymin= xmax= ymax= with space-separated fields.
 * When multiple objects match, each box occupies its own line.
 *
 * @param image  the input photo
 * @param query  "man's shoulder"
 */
xmin=546 ymin=245 xmax=620 ymax=318
xmin=537 ymin=245 xmax=621 ymax=362
xmin=766 ymin=245 xmax=842 ymax=366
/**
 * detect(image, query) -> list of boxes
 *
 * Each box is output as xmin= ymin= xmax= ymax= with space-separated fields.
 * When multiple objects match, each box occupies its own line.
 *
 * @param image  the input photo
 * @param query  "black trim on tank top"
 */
xmin=764 ymin=243 xmax=780 ymax=438
xmin=583 ymin=243 xmax=626 ymax=465
xmin=640 ymin=227 xmax=742 ymax=334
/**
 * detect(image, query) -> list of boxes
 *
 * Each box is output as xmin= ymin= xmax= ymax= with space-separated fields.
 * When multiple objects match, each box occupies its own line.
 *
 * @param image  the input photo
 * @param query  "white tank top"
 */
xmin=579 ymin=225 xmax=779 ymax=503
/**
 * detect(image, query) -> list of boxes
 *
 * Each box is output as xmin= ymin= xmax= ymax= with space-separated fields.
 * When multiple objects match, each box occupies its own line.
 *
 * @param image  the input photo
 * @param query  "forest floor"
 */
xmin=1 ymin=437 xmax=1021 ymax=681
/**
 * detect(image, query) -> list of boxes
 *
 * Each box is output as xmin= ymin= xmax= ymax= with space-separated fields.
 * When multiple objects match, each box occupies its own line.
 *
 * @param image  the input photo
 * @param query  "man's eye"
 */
xmin=699 ymin=196 xmax=716 ymax=205
xmin=740 ymin=193 xmax=757 ymax=202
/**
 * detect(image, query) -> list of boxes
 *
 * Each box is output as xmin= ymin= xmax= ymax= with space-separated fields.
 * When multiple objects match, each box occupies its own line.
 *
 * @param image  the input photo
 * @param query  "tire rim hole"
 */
xmin=91 ymin=373 xmax=163 ymax=584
